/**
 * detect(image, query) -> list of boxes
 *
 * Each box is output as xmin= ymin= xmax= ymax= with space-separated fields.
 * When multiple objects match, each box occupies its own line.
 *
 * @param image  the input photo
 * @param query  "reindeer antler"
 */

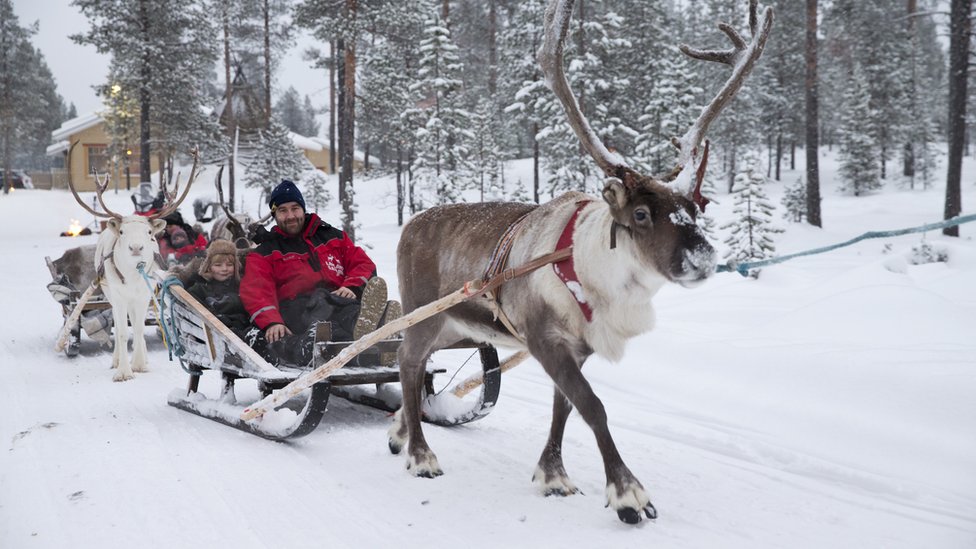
xmin=672 ymin=0 xmax=773 ymax=191
xmin=152 ymin=148 xmax=200 ymax=220
xmin=538 ymin=0 xmax=628 ymax=181
xmin=66 ymin=171 xmax=123 ymax=219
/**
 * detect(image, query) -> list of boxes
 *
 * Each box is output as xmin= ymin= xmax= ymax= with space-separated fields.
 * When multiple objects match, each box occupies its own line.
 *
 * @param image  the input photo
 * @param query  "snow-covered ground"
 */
xmin=1 ymin=150 xmax=974 ymax=548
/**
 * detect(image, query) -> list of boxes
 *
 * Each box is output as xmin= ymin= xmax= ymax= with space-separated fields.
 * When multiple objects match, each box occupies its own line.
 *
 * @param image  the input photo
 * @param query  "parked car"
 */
xmin=2 ymin=170 xmax=33 ymax=189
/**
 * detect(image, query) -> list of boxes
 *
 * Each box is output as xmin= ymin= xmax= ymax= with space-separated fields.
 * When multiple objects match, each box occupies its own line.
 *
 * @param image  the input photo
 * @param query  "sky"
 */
xmin=11 ymin=0 xmax=328 ymax=125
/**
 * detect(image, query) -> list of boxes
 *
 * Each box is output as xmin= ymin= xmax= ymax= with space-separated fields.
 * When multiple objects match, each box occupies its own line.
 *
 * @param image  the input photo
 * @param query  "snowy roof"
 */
xmin=290 ymin=132 xmax=323 ymax=151
xmin=46 ymin=140 xmax=70 ymax=156
xmin=51 ymin=112 xmax=104 ymax=142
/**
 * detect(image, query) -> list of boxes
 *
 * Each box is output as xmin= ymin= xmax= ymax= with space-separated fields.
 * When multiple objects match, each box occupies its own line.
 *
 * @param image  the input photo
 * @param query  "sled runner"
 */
xmin=160 ymin=281 xmax=502 ymax=441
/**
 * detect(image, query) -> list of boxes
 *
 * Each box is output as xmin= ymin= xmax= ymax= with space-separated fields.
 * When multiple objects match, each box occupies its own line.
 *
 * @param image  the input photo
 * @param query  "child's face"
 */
xmin=209 ymin=258 xmax=236 ymax=282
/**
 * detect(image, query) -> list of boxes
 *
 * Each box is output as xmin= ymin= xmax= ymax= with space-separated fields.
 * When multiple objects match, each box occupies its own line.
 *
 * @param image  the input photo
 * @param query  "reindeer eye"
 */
xmin=633 ymin=208 xmax=650 ymax=224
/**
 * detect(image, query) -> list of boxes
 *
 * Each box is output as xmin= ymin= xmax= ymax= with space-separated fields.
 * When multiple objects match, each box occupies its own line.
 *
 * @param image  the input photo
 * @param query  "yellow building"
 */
xmin=46 ymin=113 xmax=157 ymax=193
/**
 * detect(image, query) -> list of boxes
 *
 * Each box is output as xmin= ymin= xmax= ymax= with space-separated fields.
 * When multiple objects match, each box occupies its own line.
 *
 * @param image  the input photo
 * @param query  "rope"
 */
xmin=136 ymin=264 xmax=196 ymax=375
xmin=718 ymin=213 xmax=976 ymax=277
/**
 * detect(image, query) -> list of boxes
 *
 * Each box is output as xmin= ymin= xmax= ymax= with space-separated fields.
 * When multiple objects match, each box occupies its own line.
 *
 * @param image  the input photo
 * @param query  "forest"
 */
xmin=0 ymin=0 xmax=967 ymax=232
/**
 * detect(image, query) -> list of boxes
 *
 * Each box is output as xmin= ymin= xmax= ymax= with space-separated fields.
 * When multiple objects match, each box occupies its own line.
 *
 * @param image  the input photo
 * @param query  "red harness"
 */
xmin=553 ymin=201 xmax=594 ymax=322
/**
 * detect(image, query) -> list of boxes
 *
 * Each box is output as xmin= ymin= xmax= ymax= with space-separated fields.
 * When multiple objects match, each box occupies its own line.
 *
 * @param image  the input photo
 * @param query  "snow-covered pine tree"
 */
xmin=721 ymin=150 xmax=782 ymax=278
xmin=499 ymin=0 xmax=548 ymax=202
xmin=74 ymin=0 xmax=220 ymax=185
xmin=782 ymin=175 xmax=807 ymax=223
xmin=244 ymin=119 xmax=310 ymax=196
xmin=837 ymin=62 xmax=881 ymax=196
xmin=276 ymin=87 xmax=320 ymax=137
xmin=536 ymin=2 xmax=631 ymax=195
xmin=406 ymin=11 xmax=474 ymax=206
xmin=472 ymin=97 xmax=504 ymax=201
xmin=0 ymin=2 xmax=65 ymax=180
xmin=634 ymin=45 xmax=701 ymax=175
xmin=302 ymin=169 xmax=332 ymax=214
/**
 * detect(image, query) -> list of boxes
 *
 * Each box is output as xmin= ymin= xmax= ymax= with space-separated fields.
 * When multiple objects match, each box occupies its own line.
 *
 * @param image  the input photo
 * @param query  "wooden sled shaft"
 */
xmin=54 ymin=282 xmax=99 ymax=352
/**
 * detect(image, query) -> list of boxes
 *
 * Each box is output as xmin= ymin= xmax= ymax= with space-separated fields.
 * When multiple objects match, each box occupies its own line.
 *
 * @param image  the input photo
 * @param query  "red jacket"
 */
xmin=240 ymin=213 xmax=376 ymax=330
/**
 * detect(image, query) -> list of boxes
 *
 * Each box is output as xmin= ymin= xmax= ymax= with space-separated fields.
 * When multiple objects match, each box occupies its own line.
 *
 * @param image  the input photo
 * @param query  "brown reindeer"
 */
xmin=389 ymin=0 xmax=773 ymax=524
xmin=67 ymin=154 xmax=199 ymax=380
xmin=208 ymin=165 xmax=272 ymax=248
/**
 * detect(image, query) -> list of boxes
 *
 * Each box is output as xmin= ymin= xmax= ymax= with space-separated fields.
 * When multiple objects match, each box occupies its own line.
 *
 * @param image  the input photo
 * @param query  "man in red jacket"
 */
xmin=240 ymin=180 xmax=385 ymax=366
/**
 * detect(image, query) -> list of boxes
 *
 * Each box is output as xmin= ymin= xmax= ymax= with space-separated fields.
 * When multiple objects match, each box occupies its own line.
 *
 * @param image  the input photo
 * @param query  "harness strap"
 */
xmin=482 ymin=212 xmax=533 ymax=341
xmin=553 ymin=201 xmax=594 ymax=322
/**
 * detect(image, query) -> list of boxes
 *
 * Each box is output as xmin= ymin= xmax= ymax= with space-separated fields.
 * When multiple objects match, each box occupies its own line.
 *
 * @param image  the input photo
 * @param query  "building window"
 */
xmin=87 ymin=145 xmax=109 ymax=175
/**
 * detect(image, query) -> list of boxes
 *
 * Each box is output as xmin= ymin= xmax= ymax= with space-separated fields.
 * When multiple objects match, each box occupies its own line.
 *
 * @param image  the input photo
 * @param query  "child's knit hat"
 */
xmin=199 ymin=239 xmax=241 ymax=280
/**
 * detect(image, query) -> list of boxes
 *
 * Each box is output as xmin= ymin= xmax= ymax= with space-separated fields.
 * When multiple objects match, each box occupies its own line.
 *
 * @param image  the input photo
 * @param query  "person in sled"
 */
xmin=158 ymin=211 xmax=208 ymax=265
xmin=184 ymin=239 xmax=251 ymax=336
xmin=240 ymin=180 xmax=398 ymax=368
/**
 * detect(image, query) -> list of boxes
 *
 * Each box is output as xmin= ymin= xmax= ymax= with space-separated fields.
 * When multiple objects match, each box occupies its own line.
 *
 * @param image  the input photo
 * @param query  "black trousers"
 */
xmin=250 ymin=287 xmax=360 ymax=367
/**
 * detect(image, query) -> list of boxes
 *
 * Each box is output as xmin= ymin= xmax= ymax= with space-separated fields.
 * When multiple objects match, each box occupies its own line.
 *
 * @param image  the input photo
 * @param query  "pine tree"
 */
xmin=276 ymin=87 xmax=320 ymax=137
xmin=635 ymin=46 xmax=701 ymax=175
xmin=406 ymin=11 xmax=474 ymax=206
xmin=302 ymin=169 xmax=332 ymax=213
xmin=837 ymin=62 xmax=881 ymax=196
xmin=472 ymin=98 xmax=504 ymax=201
xmin=244 ymin=119 xmax=310 ymax=195
xmin=1 ymin=1 xmax=65 ymax=187
xmin=73 ymin=0 xmax=220 ymax=185
xmin=721 ymin=151 xmax=782 ymax=278
xmin=499 ymin=0 xmax=548 ymax=202
xmin=782 ymin=175 xmax=807 ymax=223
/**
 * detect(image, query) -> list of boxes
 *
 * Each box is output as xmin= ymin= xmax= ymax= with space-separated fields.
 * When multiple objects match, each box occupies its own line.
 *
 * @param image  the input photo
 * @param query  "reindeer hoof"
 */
xmin=388 ymin=438 xmax=402 ymax=455
xmin=113 ymin=371 xmax=134 ymax=382
xmin=614 ymin=503 xmax=657 ymax=524
xmin=406 ymin=454 xmax=443 ymax=478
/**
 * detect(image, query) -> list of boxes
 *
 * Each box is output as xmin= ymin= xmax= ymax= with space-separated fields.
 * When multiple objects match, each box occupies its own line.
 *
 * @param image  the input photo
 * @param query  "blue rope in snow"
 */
xmin=718 ymin=213 xmax=976 ymax=277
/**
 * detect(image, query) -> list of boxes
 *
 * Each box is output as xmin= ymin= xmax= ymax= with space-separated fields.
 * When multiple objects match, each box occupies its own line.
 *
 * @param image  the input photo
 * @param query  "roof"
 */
xmin=50 ymin=112 xmax=103 ymax=142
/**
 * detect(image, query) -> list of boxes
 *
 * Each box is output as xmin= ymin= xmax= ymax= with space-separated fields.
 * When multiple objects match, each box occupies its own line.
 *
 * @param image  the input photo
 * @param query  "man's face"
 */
xmin=274 ymin=202 xmax=305 ymax=235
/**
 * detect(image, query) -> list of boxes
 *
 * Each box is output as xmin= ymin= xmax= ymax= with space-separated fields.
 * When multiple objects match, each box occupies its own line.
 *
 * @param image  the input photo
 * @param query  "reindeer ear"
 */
xmin=107 ymin=218 xmax=121 ymax=232
xmin=602 ymin=178 xmax=627 ymax=211
xmin=151 ymin=219 xmax=167 ymax=235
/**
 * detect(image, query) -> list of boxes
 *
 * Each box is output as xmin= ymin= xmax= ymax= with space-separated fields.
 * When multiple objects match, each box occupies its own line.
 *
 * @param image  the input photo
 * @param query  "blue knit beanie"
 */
xmin=268 ymin=180 xmax=305 ymax=211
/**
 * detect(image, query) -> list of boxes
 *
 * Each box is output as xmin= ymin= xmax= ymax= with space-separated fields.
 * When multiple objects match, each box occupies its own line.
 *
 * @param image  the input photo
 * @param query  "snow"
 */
xmin=1 ymin=149 xmax=975 ymax=548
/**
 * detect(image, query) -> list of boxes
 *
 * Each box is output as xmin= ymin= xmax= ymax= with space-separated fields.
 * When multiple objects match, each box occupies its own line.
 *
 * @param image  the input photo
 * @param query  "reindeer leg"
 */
xmin=129 ymin=298 xmax=150 ymax=373
xmin=527 ymin=325 xmax=656 ymax=524
xmin=391 ymin=320 xmax=443 ymax=478
xmin=533 ymin=387 xmax=579 ymax=496
xmin=110 ymin=302 xmax=133 ymax=382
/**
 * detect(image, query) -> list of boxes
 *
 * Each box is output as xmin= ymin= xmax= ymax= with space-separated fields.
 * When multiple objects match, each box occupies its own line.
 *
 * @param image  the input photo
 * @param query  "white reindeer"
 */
xmin=67 ymin=156 xmax=198 ymax=381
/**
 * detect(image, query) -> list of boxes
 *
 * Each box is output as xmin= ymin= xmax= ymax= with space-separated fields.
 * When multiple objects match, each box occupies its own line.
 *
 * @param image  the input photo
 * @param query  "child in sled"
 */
xmin=184 ymin=240 xmax=251 ymax=338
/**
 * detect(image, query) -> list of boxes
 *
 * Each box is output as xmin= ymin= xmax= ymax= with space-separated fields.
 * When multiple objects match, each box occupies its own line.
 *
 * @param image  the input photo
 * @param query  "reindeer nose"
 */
xmin=130 ymin=244 xmax=144 ymax=255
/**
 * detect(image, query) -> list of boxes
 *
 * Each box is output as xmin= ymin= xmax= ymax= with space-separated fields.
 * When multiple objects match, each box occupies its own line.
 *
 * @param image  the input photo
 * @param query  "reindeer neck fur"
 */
xmin=505 ymin=193 xmax=667 ymax=362
xmin=94 ymin=216 xmax=161 ymax=296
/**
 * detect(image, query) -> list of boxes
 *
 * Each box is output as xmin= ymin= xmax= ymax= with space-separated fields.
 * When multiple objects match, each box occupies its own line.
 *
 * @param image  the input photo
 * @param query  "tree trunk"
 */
xmin=223 ymin=1 xmax=236 ymax=211
xmin=136 ymin=1 xmax=152 ymax=187
xmin=1 ymin=16 xmax=11 ymax=195
xmin=533 ymin=122 xmax=540 ymax=204
xmin=775 ymin=133 xmax=783 ymax=181
xmin=329 ymin=39 xmax=336 ymax=175
xmin=396 ymin=145 xmax=404 ymax=226
xmin=263 ymin=0 xmax=272 ymax=129
xmin=805 ymin=0 xmax=822 ymax=228
xmin=944 ymin=0 xmax=971 ymax=237
xmin=488 ymin=0 xmax=497 ymax=96
xmin=339 ymin=0 xmax=357 ymax=239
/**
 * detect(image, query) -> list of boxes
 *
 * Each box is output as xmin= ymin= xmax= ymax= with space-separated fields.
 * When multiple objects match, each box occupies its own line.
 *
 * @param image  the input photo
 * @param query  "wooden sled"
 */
xmin=161 ymin=282 xmax=502 ymax=441
xmin=46 ymin=253 xmax=158 ymax=357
